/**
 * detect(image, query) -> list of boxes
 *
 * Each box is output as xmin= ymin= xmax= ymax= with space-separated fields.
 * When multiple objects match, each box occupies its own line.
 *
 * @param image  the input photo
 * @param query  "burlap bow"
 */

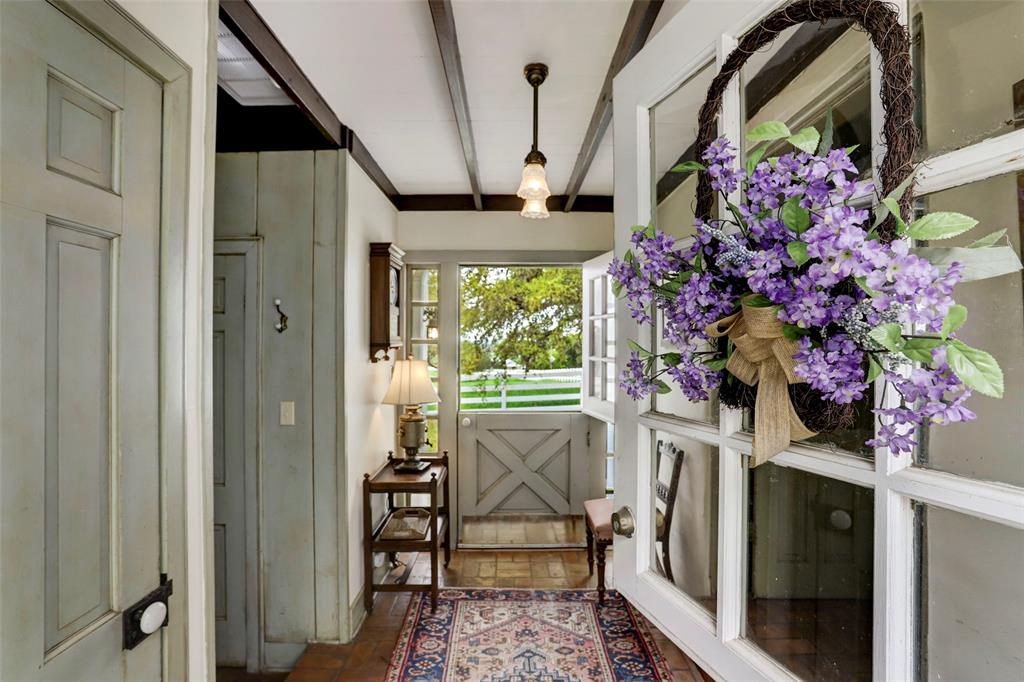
xmin=706 ymin=301 xmax=816 ymax=466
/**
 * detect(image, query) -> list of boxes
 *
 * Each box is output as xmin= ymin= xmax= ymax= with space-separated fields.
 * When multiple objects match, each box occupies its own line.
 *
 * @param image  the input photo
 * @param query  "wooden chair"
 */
xmin=654 ymin=441 xmax=684 ymax=583
xmin=584 ymin=440 xmax=684 ymax=604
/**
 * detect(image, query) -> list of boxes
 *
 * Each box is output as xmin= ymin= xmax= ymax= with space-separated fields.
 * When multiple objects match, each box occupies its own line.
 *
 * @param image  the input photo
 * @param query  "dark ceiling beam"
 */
xmin=562 ymin=0 xmax=663 ymax=212
xmin=427 ymin=0 xmax=483 ymax=210
xmin=219 ymin=0 xmax=343 ymax=146
xmin=396 ymin=194 xmax=613 ymax=212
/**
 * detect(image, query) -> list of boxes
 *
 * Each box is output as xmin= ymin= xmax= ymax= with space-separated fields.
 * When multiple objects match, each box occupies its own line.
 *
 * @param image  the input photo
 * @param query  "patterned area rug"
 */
xmin=386 ymin=588 xmax=673 ymax=681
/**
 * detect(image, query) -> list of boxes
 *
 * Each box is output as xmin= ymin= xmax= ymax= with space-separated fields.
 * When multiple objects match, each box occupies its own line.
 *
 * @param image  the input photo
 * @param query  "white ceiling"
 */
xmin=247 ymin=0 xmax=658 ymax=197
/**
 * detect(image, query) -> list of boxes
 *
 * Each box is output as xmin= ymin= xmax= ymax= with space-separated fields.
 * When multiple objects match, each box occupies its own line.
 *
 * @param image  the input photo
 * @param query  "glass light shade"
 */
xmin=516 ymin=162 xmax=551 ymax=200
xmin=381 ymin=356 xmax=440 ymax=405
xmin=520 ymin=197 xmax=550 ymax=219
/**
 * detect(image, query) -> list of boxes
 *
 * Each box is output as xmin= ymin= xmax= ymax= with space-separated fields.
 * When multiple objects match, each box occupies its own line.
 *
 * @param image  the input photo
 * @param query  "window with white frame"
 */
xmin=582 ymin=252 xmax=616 ymax=423
xmin=407 ymin=267 xmax=440 ymax=453
xmin=618 ymin=2 xmax=1024 ymax=681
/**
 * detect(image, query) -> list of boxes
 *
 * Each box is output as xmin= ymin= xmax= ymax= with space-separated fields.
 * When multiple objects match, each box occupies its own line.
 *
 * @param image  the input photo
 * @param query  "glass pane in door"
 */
xmin=911 ymin=0 xmax=1024 ymax=157
xmin=650 ymin=61 xmax=716 ymax=238
xmin=917 ymin=504 xmax=1024 ymax=682
xmin=650 ymin=431 xmax=719 ymax=618
xmin=745 ymin=462 xmax=873 ymax=681
xmin=913 ymin=173 xmax=1024 ymax=486
xmin=742 ymin=19 xmax=872 ymax=178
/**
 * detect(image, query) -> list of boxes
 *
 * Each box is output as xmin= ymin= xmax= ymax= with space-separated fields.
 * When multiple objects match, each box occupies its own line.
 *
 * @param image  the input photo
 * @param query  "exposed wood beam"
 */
xmin=428 ymin=0 xmax=483 ymax=210
xmin=562 ymin=0 xmax=663 ymax=212
xmin=396 ymin=195 xmax=612 ymax=212
xmin=345 ymin=129 xmax=401 ymax=201
xmin=219 ymin=0 xmax=343 ymax=146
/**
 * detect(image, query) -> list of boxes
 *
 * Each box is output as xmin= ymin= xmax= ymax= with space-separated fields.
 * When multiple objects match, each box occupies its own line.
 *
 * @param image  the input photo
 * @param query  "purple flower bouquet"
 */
xmin=611 ymin=117 xmax=1018 ymax=462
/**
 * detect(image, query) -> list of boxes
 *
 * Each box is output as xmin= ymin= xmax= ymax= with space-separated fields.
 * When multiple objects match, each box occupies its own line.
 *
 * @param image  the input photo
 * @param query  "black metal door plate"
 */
xmin=122 ymin=574 xmax=173 ymax=650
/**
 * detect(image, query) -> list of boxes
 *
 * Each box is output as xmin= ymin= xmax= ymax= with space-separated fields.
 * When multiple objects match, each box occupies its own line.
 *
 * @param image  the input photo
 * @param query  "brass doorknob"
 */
xmin=611 ymin=506 xmax=635 ymax=538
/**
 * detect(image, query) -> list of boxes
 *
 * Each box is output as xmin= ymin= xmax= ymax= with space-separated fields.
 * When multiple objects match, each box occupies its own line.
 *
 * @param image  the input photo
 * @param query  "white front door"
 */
xmin=612 ymin=2 xmax=1024 ymax=682
xmin=1 ymin=2 xmax=172 ymax=678
xmin=459 ymin=412 xmax=588 ymax=519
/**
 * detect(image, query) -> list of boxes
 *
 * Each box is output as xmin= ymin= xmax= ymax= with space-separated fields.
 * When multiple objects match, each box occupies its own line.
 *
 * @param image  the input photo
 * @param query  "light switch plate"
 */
xmin=279 ymin=401 xmax=295 ymax=426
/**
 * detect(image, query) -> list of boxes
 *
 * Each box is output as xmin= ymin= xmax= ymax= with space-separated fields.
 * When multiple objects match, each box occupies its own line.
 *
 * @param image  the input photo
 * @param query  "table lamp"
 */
xmin=382 ymin=356 xmax=441 ymax=472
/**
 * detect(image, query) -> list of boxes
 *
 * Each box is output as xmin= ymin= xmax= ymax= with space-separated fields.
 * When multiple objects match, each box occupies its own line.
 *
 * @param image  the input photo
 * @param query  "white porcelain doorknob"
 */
xmin=139 ymin=601 xmax=167 ymax=635
xmin=461 ymin=417 xmax=472 ymax=427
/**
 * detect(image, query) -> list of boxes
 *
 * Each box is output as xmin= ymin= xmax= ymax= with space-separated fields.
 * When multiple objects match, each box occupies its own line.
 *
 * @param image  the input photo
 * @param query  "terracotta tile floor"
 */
xmin=282 ymin=548 xmax=709 ymax=682
xmin=460 ymin=513 xmax=586 ymax=547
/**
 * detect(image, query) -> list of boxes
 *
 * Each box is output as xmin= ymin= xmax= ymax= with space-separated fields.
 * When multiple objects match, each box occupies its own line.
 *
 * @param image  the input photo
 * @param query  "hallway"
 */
xmin=282 ymin=549 xmax=706 ymax=681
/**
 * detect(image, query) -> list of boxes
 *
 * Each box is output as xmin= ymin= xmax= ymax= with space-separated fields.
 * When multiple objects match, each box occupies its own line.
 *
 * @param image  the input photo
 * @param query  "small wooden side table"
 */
xmin=363 ymin=451 xmax=451 ymax=612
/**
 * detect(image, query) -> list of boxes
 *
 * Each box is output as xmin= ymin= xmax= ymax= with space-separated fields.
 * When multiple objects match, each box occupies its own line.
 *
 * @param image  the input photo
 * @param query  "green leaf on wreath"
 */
xmin=968 ymin=229 xmax=1007 ymax=249
xmin=901 ymin=337 xmax=944 ymax=364
xmin=906 ymin=212 xmax=978 ymax=241
xmin=866 ymin=356 xmax=883 ymax=382
xmin=940 ymin=304 xmax=968 ymax=340
xmin=628 ymin=340 xmax=651 ymax=357
xmin=855 ymin=276 xmax=882 ymax=298
xmin=817 ymin=108 xmax=834 ymax=155
xmin=782 ymin=198 xmax=811 ymax=234
xmin=703 ymin=357 xmax=728 ymax=370
xmin=787 ymin=127 xmax=821 ymax=154
xmin=747 ymin=121 xmax=792 ymax=143
xmin=946 ymin=339 xmax=1004 ymax=398
xmin=662 ymin=352 xmax=682 ymax=367
xmin=782 ymin=323 xmax=809 ymax=341
xmin=654 ymin=379 xmax=673 ymax=395
xmin=670 ymin=160 xmax=706 ymax=173
xmin=743 ymin=293 xmax=777 ymax=308
xmin=786 ymin=240 xmax=810 ymax=266
xmin=869 ymin=323 xmax=905 ymax=352
xmin=746 ymin=145 xmax=766 ymax=175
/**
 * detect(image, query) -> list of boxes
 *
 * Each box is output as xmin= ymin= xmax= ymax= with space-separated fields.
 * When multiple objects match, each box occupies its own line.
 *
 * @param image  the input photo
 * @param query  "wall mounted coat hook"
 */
xmin=273 ymin=298 xmax=288 ymax=333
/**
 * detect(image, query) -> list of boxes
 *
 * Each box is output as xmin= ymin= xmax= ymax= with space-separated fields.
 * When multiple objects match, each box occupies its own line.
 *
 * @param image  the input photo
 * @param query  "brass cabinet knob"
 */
xmin=611 ymin=506 xmax=635 ymax=538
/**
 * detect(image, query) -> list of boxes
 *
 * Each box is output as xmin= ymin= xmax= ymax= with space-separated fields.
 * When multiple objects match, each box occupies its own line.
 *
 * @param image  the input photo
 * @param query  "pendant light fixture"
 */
xmin=516 ymin=63 xmax=550 ymax=219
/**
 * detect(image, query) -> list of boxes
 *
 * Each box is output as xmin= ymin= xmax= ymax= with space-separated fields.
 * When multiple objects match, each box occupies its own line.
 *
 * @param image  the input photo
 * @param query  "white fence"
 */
xmin=459 ymin=367 xmax=582 ymax=411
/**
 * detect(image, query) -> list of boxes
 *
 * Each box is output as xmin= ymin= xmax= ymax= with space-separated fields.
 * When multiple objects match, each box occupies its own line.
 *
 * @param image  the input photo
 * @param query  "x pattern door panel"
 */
xmin=461 ymin=413 xmax=587 ymax=517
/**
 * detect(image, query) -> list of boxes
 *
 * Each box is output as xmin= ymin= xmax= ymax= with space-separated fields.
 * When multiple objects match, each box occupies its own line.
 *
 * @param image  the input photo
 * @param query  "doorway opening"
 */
xmin=456 ymin=265 xmax=590 ymax=548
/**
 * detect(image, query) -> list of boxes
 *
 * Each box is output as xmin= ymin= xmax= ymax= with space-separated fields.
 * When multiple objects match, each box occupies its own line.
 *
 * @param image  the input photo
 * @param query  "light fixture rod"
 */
xmin=532 ymin=81 xmax=539 ymax=152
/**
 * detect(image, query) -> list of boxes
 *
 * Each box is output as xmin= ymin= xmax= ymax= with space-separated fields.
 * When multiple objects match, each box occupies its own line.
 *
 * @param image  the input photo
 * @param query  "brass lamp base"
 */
xmin=392 ymin=404 xmax=430 ymax=472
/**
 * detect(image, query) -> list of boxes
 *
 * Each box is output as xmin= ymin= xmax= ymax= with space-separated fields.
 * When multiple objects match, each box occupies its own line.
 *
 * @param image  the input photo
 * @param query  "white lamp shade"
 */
xmin=382 ymin=357 xmax=440 ymax=405
xmin=520 ymin=197 xmax=550 ymax=219
xmin=516 ymin=162 xmax=551 ymax=200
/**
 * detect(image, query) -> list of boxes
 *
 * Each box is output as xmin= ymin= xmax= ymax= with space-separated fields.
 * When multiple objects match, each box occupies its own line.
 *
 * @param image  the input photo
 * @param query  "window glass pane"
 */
xmin=410 ymin=342 xmax=439 ymax=416
xmin=460 ymin=266 xmax=582 ymax=412
xmin=589 ymin=361 xmax=602 ymax=399
xmin=914 ymin=173 xmax=1024 ymax=486
xmin=590 ymin=317 xmax=603 ymax=359
xmin=410 ymin=268 xmax=438 ymax=302
xmin=745 ymin=462 xmax=873 ymax=680
xmin=604 ymin=317 xmax=615 ymax=359
xmin=654 ymin=312 xmax=719 ymax=424
xmin=911 ymin=0 xmax=1024 ymax=157
xmin=603 ymin=361 xmax=615 ymax=402
xmin=650 ymin=431 xmax=718 ymax=618
xmin=651 ymin=61 xmax=716 ymax=238
xmin=743 ymin=21 xmax=872 ymax=177
xmin=410 ymin=304 xmax=438 ymax=340
xmin=918 ymin=505 xmax=1024 ymax=682
xmin=605 ymin=275 xmax=615 ymax=314
xmin=590 ymin=275 xmax=605 ymax=317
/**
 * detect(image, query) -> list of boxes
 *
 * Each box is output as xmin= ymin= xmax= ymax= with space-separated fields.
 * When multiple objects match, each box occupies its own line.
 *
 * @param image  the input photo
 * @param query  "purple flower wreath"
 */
xmin=610 ymin=118 xmax=1015 ymax=456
